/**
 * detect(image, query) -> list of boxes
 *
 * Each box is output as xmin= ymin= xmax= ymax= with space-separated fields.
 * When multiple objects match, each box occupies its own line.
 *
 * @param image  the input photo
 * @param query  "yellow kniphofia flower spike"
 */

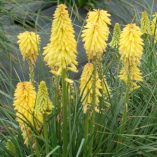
xmin=44 ymin=4 xmax=78 ymax=75
xmin=13 ymin=82 xmax=36 ymax=145
xmin=82 ymin=9 xmax=111 ymax=60
xmin=140 ymin=11 xmax=151 ymax=34
xmin=35 ymin=81 xmax=54 ymax=131
xmin=119 ymin=24 xmax=144 ymax=90
xmin=80 ymin=63 xmax=102 ymax=113
xmin=17 ymin=31 xmax=40 ymax=65
xmin=119 ymin=24 xmax=143 ymax=65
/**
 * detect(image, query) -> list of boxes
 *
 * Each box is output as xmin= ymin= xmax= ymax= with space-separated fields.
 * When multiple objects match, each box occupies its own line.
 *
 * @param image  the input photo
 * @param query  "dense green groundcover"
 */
xmin=1 ymin=0 xmax=157 ymax=157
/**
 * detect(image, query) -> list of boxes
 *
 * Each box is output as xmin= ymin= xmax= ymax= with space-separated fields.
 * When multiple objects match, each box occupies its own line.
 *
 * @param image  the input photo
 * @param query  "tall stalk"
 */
xmin=43 ymin=117 xmax=49 ymax=154
xmin=54 ymin=76 xmax=62 ymax=145
xmin=117 ymin=66 xmax=130 ymax=150
xmin=121 ymin=66 xmax=131 ymax=131
xmin=29 ymin=61 xmax=35 ymax=85
xmin=62 ymin=69 xmax=68 ymax=157
xmin=84 ymin=111 xmax=89 ymax=157
xmin=89 ymin=61 xmax=97 ymax=157
xmin=119 ymin=87 xmax=129 ymax=133
xmin=35 ymin=140 xmax=40 ymax=157
xmin=83 ymin=62 xmax=97 ymax=157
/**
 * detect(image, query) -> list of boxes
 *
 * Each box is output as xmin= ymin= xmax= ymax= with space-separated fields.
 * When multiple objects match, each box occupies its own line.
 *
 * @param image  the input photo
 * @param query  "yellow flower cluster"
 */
xmin=80 ymin=63 xmax=110 ymax=113
xmin=35 ymin=81 xmax=53 ymax=130
xmin=140 ymin=11 xmax=151 ymax=34
xmin=13 ymin=81 xmax=53 ymax=144
xmin=17 ymin=32 xmax=40 ymax=64
xmin=119 ymin=24 xmax=144 ymax=90
xmin=13 ymin=4 xmax=148 ymax=147
xmin=80 ymin=63 xmax=102 ymax=113
xmin=44 ymin=4 xmax=78 ymax=75
xmin=82 ymin=9 xmax=111 ymax=60
xmin=13 ymin=82 xmax=36 ymax=145
xmin=80 ymin=9 xmax=111 ymax=113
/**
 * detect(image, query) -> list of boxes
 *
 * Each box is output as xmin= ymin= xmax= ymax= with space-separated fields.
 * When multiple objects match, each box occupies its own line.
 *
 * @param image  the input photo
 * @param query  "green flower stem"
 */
xmin=117 ymin=68 xmax=130 ymax=150
xmin=54 ymin=76 xmax=61 ymax=145
xmin=97 ymin=62 xmax=111 ymax=103
xmin=43 ymin=117 xmax=49 ymax=154
xmin=89 ymin=61 xmax=97 ymax=157
xmin=118 ymin=85 xmax=129 ymax=145
xmin=83 ymin=62 xmax=97 ymax=157
xmin=62 ymin=69 xmax=68 ymax=157
xmin=29 ymin=61 xmax=35 ymax=84
xmin=35 ymin=140 xmax=40 ymax=157
xmin=84 ymin=111 xmax=89 ymax=157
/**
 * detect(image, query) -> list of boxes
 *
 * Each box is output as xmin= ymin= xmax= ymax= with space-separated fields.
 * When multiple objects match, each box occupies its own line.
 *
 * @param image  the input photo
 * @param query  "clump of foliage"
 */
xmin=1 ymin=3 xmax=157 ymax=157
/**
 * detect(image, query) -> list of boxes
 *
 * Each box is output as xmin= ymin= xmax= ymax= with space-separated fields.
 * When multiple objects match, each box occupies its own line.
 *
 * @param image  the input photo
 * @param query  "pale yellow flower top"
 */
xmin=44 ymin=4 xmax=78 ymax=75
xmin=13 ymin=82 xmax=36 ymax=145
xmin=17 ymin=31 xmax=40 ymax=64
xmin=119 ymin=24 xmax=143 ymax=66
xmin=82 ymin=9 xmax=111 ymax=60
xmin=119 ymin=24 xmax=144 ymax=90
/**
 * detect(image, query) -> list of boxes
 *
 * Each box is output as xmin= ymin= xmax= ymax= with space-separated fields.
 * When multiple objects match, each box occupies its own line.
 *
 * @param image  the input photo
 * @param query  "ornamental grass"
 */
xmin=1 ymin=4 xmax=157 ymax=157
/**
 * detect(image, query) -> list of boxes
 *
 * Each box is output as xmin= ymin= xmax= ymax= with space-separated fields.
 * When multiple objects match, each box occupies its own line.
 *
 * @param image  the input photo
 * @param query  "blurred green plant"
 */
xmin=44 ymin=0 xmax=96 ymax=8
